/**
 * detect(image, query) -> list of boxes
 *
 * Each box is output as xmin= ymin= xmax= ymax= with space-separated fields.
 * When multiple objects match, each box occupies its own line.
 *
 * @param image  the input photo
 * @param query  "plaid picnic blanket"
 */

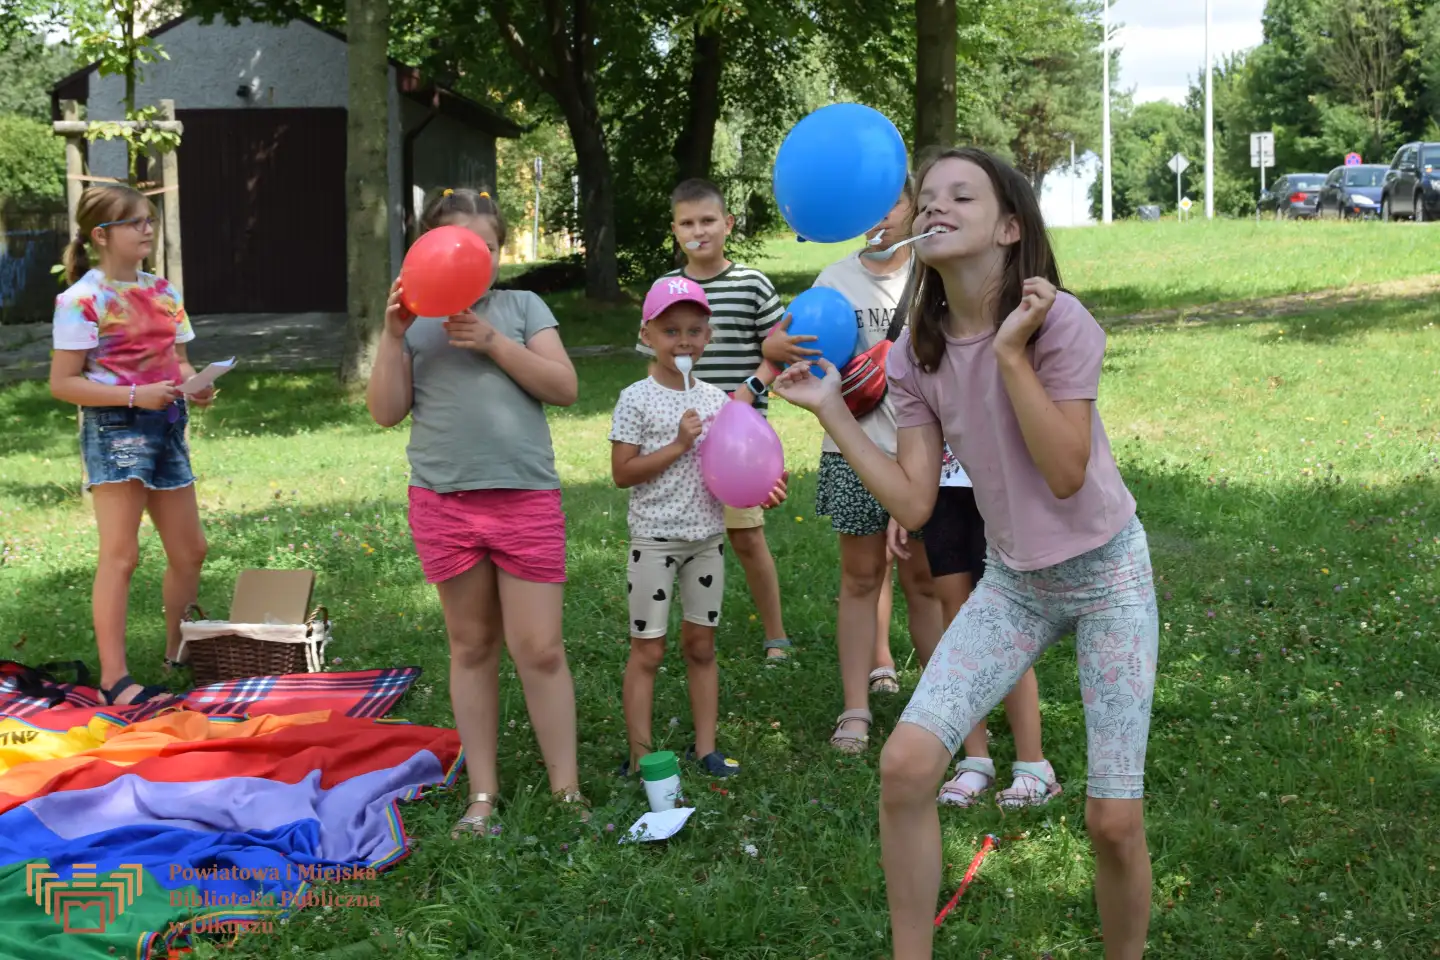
xmin=0 ymin=661 xmax=421 ymax=730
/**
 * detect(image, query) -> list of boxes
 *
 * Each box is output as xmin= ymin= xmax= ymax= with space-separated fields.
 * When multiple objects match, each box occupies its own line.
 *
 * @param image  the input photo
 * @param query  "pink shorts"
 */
xmin=407 ymin=486 xmax=567 ymax=585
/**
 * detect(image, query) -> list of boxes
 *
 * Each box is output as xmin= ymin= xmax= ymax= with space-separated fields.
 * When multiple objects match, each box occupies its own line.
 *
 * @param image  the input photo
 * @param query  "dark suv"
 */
xmin=1380 ymin=142 xmax=1439 ymax=222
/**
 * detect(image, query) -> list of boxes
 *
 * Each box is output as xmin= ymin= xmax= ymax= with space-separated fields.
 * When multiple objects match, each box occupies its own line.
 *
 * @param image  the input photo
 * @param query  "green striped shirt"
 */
xmin=636 ymin=263 xmax=785 ymax=412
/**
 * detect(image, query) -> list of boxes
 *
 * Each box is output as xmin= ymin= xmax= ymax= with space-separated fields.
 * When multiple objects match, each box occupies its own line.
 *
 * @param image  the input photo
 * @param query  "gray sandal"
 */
xmin=763 ymin=638 xmax=793 ymax=660
xmin=451 ymin=791 xmax=498 ymax=838
xmin=868 ymin=666 xmax=900 ymax=694
xmin=829 ymin=708 xmax=872 ymax=754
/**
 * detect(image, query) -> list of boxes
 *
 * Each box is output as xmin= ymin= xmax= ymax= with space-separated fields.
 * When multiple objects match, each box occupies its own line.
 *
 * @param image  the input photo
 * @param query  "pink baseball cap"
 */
xmin=642 ymin=275 xmax=712 ymax=325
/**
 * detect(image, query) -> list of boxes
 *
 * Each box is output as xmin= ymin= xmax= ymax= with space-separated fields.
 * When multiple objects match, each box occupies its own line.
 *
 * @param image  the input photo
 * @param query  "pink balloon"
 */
xmin=700 ymin=401 xmax=786 ymax=509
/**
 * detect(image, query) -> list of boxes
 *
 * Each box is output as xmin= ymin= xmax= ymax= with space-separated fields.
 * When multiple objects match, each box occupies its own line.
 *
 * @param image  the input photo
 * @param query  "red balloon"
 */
xmin=399 ymin=225 xmax=494 ymax=317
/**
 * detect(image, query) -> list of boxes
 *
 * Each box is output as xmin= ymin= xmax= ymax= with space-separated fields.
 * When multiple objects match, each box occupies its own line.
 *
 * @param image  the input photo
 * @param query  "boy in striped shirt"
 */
xmin=636 ymin=178 xmax=801 ymax=661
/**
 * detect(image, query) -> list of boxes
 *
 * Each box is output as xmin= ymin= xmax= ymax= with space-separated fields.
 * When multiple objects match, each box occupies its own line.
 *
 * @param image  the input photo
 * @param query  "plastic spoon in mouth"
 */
xmin=684 ymin=241 xmax=702 ymax=250
xmin=675 ymin=354 xmax=693 ymax=400
xmin=867 ymin=229 xmax=887 ymax=246
xmin=861 ymin=229 xmax=942 ymax=260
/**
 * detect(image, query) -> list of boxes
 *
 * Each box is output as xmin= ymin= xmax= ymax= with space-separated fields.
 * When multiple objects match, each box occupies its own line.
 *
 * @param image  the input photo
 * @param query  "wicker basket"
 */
xmin=179 ymin=603 xmax=332 ymax=687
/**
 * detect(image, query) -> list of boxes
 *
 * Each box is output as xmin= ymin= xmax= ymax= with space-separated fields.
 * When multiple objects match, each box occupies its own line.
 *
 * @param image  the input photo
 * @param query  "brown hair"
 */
xmin=670 ymin=178 xmax=727 ymax=213
xmin=901 ymin=147 xmax=1061 ymax=373
xmin=63 ymin=184 xmax=151 ymax=285
xmin=418 ymin=187 xmax=508 ymax=246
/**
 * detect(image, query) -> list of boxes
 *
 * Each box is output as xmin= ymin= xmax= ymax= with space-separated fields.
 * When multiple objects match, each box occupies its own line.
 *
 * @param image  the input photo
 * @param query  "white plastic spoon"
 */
xmin=861 ymin=229 xmax=942 ymax=260
xmin=684 ymin=241 xmax=702 ymax=250
xmin=675 ymin=354 xmax=693 ymax=402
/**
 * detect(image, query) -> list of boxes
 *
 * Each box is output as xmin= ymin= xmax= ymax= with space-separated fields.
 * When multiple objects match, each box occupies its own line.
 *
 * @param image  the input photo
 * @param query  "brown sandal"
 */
xmin=829 ymin=708 xmax=872 ymax=754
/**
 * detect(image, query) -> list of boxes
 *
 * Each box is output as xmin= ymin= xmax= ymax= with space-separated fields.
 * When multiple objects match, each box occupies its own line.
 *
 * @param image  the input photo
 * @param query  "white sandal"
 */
xmin=451 ymin=792 xmax=498 ymax=838
xmin=938 ymin=756 xmax=996 ymax=807
xmin=995 ymin=760 xmax=1062 ymax=809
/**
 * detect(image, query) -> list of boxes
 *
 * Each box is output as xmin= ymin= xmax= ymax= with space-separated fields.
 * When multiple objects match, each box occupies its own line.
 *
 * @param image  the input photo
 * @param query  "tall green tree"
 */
xmin=0 ymin=31 xmax=77 ymax=122
xmin=980 ymin=0 xmax=1104 ymax=191
xmin=1312 ymin=0 xmax=1419 ymax=162
xmin=829 ymin=0 xmax=1104 ymax=186
xmin=1246 ymin=0 xmax=1432 ymax=173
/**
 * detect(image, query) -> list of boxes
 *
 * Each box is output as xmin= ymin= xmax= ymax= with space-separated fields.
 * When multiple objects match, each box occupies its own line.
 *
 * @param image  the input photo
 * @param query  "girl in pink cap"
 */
xmin=610 ymin=276 xmax=788 ymax=781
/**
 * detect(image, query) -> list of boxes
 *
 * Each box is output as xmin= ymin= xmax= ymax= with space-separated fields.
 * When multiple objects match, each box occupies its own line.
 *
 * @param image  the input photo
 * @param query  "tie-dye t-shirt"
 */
xmin=51 ymin=269 xmax=195 ymax=386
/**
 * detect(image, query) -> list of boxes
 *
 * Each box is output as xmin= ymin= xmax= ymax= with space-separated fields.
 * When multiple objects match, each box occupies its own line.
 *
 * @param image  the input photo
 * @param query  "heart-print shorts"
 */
xmin=626 ymin=534 xmax=725 ymax=639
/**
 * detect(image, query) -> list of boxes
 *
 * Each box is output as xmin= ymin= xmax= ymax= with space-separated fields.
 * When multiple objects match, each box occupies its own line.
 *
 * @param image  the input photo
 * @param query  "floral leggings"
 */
xmin=899 ymin=515 xmax=1160 ymax=799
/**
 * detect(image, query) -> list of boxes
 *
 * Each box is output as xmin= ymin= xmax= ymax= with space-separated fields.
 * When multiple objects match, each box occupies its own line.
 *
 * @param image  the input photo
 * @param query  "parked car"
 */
xmin=1317 ymin=164 xmax=1387 ymax=219
xmin=1380 ymin=141 xmax=1440 ymax=222
xmin=1257 ymin=173 xmax=1326 ymax=219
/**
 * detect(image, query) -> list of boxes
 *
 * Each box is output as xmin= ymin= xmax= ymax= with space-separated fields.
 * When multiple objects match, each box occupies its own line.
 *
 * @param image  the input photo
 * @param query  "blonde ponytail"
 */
xmin=62 ymin=232 xmax=91 ymax=286
xmin=65 ymin=184 xmax=150 ymax=285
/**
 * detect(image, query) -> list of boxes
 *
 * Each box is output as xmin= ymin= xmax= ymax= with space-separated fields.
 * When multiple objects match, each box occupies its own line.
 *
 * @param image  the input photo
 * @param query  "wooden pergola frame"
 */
xmin=53 ymin=98 xmax=187 ymax=500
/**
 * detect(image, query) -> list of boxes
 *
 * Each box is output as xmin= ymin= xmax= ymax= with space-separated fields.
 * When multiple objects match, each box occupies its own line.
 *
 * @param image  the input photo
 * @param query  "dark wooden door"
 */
xmin=176 ymin=108 xmax=347 ymax=314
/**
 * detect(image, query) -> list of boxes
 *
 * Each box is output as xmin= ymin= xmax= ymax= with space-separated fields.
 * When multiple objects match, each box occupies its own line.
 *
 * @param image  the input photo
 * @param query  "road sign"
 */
xmin=1345 ymin=152 xmax=1362 ymax=166
xmin=1168 ymin=153 xmax=1190 ymax=175
xmin=1179 ymin=197 xmax=1193 ymax=212
xmin=1250 ymin=131 xmax=1275 ymax=169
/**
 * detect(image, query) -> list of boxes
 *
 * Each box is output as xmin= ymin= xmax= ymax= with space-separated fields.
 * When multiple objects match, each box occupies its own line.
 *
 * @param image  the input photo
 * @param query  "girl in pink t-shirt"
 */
xmin=774 ymin=147 xmax=1158 ymax=960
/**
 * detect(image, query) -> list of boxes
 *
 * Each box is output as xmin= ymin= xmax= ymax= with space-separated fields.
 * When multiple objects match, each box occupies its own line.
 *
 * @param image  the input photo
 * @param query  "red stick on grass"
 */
xmin=934 ymin=834 xmax=1000 ymax=927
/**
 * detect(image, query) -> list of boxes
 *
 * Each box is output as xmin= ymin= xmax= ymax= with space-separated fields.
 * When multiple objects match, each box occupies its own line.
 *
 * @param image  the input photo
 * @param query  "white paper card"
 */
xmin=620 ymin=806 xmax=695 ymax=844
xmin=180 ymin=358 xmax=236 ymax=395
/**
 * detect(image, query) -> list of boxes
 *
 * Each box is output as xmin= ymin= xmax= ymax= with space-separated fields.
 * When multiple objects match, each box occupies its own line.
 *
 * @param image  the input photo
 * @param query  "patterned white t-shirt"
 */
xmin=609 ymin=377 xmax=729 ymax=541
xmin=938 ymin=441 xmax=972 ymax=488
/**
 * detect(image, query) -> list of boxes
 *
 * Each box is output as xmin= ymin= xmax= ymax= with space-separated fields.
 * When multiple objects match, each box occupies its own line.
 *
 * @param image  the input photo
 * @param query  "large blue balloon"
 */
xmin=785 ymin=287 xmax=858 ymax=369
xmin=773 ymin=104 xmax=909 ymax=243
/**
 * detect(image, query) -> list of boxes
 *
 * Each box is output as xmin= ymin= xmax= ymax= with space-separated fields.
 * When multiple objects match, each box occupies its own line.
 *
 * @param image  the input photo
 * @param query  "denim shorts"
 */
xmin=80 ymin=402 xmax=195 ymax=491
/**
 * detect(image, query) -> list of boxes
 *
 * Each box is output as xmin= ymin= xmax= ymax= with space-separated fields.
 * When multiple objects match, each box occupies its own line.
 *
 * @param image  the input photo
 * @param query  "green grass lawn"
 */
xmin=547 ymin=219 xmax=1440 ymax=348
xmin=1 ymin=225 xmax=1438 ymax=958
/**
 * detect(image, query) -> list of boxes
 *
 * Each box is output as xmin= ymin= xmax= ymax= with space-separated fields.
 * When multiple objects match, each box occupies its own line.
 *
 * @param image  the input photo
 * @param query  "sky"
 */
xmin=1040 ymin=0 xmax=1269 ymax=226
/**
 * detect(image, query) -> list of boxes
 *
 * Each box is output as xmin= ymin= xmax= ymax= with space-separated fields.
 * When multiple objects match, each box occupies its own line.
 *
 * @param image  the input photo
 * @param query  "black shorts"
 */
xmin=922 ymin=486 xmax=986 ymax=578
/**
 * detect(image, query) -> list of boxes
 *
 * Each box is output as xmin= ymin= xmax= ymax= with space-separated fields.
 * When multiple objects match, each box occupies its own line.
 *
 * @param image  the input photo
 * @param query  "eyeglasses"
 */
xmin=97 ymin=216 xmax=158 ymax=231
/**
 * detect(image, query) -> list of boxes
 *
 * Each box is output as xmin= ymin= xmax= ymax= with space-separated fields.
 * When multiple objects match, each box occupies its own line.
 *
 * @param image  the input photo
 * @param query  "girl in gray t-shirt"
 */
xmin=366 ymin=187 xmax=589 ymax=838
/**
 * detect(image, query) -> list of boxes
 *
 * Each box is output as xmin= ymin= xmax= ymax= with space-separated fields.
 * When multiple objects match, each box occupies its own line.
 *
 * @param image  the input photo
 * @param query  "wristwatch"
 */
xmin=742 ymin=375 xmax=768 ymax=397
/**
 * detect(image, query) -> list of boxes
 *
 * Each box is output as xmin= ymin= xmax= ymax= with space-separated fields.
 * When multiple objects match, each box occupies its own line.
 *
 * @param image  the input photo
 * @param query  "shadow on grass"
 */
xmin=0 ymin=372 xmax=369 ymax=463
xmin=1096 ymin=285 xmax=1440 ymax=338
xmin=0 ymin=380 xmax=81 ymax=459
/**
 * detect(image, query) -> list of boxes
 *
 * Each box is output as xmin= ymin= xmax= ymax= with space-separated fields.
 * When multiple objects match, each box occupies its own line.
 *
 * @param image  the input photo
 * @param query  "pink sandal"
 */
xmin=995 ymin=760 xmax=1062 ymax=809
xmin=937 ymin=757 xmax=995 ymax=807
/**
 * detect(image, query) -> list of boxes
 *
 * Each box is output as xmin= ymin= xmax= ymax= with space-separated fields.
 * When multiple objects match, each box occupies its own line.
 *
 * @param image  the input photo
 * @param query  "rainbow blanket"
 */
xmin=0 ymin=662 xmax=461 ymax=959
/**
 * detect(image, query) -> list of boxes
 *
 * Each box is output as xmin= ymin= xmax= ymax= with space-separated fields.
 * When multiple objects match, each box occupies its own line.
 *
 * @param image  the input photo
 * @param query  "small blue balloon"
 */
xmin=773 ymin=103 xmax=909 ymax=244
xmin=785 ymin=287 xmax=858 ymax=370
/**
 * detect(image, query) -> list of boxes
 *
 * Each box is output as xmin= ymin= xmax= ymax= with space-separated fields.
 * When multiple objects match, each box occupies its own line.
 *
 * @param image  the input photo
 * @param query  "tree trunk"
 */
xmin=489 ymin=0 xmax=622 ymax=301
xmin=338 ymin=0 xmax=392 ymax=386
xmin=914 ymin=0 xmax=957 ymax=155
xmin=672 ymin=24 xmax=723 ymax=182
xmin=123 ymin=0 xmax=138 ymax=181
xmin=572 ymin=115 xmax=621 ymax=301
